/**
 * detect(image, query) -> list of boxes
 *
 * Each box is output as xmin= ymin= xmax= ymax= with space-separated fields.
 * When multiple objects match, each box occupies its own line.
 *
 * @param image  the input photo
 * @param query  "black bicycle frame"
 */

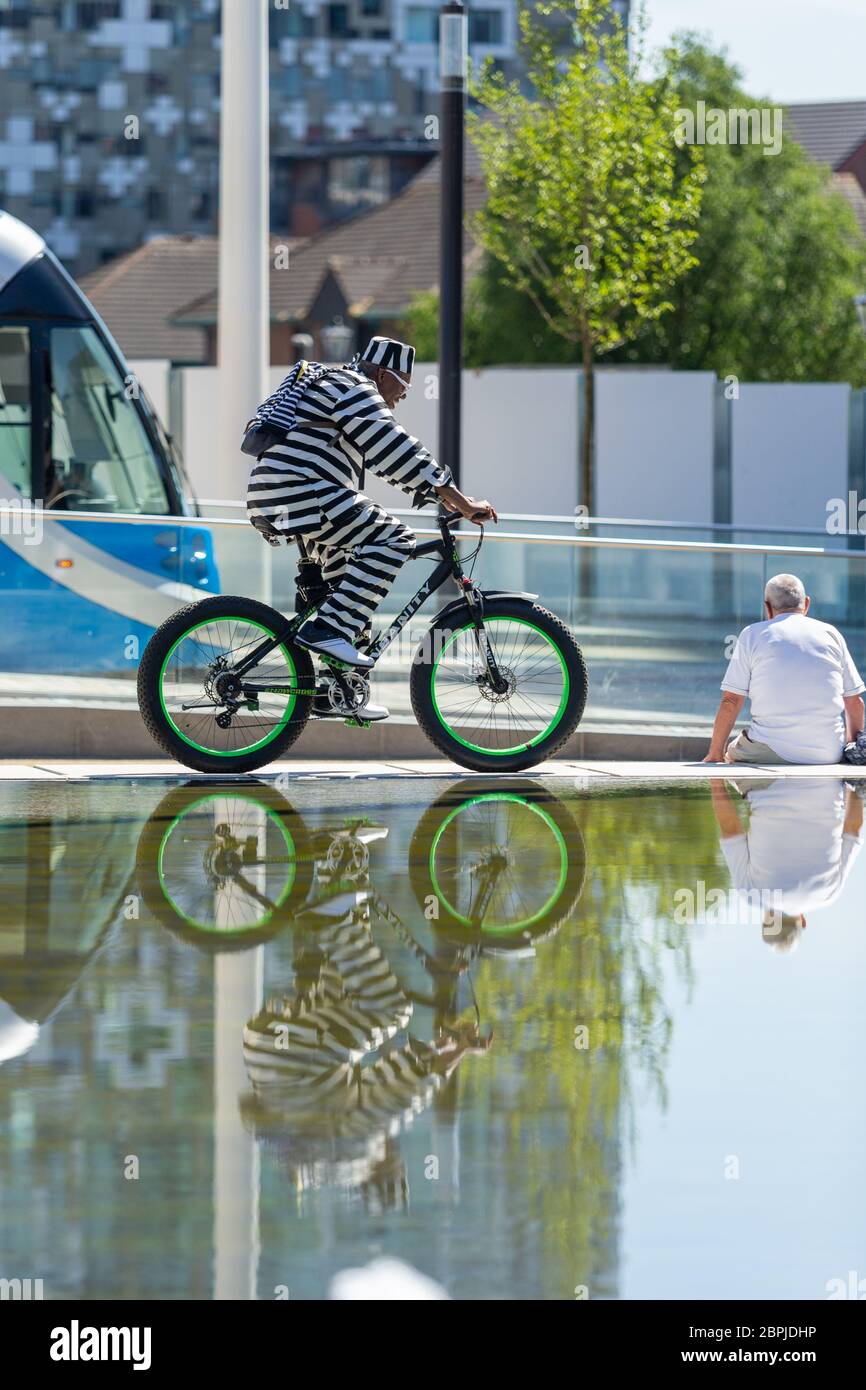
xmin=231 ymin=514 xmax=503 ymax=694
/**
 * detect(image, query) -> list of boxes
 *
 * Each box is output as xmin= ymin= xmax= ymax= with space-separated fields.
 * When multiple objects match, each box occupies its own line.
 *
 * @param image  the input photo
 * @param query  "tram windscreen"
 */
xmin=48 ymin=326 xmax=171 ymax=514
xmin=0 ymin=326 xmax=31 ymax=498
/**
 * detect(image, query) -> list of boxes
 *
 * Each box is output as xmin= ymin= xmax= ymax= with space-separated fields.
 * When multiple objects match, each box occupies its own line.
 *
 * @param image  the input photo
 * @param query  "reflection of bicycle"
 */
xmin=136 ymin=779 xmax=584 ymax=955
xmin=135 ymin=784 xmax=313 ymax=951
xmin=409 ymin=781 xmax=586 ymax=948
xmin=137 ymin=513 xmax=588 ymax=774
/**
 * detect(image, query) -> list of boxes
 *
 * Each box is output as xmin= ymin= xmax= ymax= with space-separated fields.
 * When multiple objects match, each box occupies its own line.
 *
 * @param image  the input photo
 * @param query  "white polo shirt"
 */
xmin=722 ymin=612 xmax=865 ymax=764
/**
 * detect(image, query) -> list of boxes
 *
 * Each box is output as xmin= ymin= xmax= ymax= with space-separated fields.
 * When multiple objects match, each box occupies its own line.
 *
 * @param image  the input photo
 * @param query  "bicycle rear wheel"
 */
xmin=138 ymin=596 xmax=314 ymax=774
xmin=136 ymin=782 xmax=314 ymax=951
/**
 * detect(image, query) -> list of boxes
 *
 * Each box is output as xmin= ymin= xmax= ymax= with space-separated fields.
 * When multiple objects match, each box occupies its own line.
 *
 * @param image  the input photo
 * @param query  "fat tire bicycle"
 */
xmin=137 ymin=513 xmax=588 ymax=774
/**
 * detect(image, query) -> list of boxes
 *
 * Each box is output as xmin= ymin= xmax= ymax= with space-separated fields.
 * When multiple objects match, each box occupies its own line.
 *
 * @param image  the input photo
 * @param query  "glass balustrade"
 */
xmin=2 ymin=505 xmax=863 ymax=731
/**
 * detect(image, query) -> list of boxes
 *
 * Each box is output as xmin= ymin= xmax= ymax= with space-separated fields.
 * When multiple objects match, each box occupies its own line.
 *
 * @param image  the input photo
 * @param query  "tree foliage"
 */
xmin=468 ymin=0 xmax=703 ymax=351
xmin=402 ymin=24 xmax=866 ymax=395
xmin=409 ymin=0 xmax=705 ymax=506
xmin=608 ymin=35 xmax=866 ymax=384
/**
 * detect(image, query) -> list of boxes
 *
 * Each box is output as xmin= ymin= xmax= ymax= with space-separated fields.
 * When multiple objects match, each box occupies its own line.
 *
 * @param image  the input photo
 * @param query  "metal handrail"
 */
xmin=1 ymin=501 xmax=860 ymax=559
xmin=191 ymin=500 xmax=851 ymax=541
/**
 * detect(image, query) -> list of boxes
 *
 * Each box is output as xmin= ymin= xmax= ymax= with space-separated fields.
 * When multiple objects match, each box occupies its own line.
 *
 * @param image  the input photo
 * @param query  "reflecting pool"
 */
xmin=0 ymin=774 xmax=864 ymax=1300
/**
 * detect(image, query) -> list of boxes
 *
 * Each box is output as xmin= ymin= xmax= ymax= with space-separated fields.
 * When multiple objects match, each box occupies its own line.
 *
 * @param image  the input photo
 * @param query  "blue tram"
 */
xmin=0 ymin=210 xmax=217 ymax=674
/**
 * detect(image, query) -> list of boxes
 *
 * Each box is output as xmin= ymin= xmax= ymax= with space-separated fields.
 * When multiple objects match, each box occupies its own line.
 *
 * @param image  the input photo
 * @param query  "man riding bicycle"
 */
xmin=246 ymin=335 xmax=497 ymax=723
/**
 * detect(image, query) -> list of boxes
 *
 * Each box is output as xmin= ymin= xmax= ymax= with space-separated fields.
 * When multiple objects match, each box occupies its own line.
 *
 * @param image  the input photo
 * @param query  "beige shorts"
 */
xmin=726 ymin=730 xmax=790 ymax=765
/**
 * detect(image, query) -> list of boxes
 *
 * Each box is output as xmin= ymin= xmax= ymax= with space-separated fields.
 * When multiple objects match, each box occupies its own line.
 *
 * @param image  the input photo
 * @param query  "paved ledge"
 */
xmin=1 ymin=705 xmax=863 ymax=775
xmin=0 ymin=704 xmax=710 ymax=761
xmin=1 ymin=758 xmax=863 ymax=782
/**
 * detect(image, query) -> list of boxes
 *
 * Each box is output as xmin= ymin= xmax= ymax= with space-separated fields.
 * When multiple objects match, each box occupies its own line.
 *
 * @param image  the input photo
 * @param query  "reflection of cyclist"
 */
xmin=247 ymin=336 xmax=497 ymax=682
xmin=241 ymin=839 xmax=490 ymax=1204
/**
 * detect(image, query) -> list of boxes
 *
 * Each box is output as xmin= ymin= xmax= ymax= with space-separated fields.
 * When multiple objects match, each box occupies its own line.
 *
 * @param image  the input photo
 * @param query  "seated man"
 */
xmin=704 ymin=573 xmax=865 ymax=765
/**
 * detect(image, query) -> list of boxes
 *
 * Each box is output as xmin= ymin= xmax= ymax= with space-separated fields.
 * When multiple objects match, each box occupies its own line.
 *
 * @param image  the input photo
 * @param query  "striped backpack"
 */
xmin=240 ymin=359 xmax=329 ymax=458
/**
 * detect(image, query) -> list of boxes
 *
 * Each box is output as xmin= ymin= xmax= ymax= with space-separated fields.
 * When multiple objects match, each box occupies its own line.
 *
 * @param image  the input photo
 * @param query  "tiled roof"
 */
xmin=785 ymin=102 xmax=866 ymax=168
xmin=173 ymin=159 xmax=487 ymax=328
xmin=75 ymin=137 xmax=491 ymax=360
xmin=79 ymin=236 xmax=219 ymax=362
xmin=78 ymin=234 xmax=306 ymax=362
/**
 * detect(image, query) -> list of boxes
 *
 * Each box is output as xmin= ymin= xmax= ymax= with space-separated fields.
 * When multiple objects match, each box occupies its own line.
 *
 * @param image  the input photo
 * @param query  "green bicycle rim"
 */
xmin=428 ymin=793 xmax=568 ymax=934
xmin=159 ymin=616 xmax=297 ymax=758
xmin=157 ymin=793 xmax=297 ymax=933
xmin=431 ymin=617 xmax=570 ymax=755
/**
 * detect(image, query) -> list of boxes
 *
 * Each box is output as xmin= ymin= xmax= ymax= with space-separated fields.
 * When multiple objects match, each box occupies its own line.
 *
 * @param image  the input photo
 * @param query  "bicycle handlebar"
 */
xmin=439 ymin=510 xmax=487 ymax=532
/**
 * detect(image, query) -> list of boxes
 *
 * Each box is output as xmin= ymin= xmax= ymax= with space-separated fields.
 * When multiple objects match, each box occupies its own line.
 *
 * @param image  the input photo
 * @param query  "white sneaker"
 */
xmin=312 ymin=692 xmax=390 ymax=722
xmin=296 ymin=619 xmax=374 ymax=669
xmin=351 ymin=701 xmax=389 ymax=723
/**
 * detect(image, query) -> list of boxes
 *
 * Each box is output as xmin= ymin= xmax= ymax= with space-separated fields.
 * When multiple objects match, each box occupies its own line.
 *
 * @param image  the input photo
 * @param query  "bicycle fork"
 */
xmin=460 ymin=582 xmax=509 ymax=696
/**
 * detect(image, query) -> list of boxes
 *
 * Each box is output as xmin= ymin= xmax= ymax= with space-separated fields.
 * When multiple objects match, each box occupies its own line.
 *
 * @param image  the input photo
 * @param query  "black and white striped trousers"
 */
xmin=302 ymin=487 xmax=416 ymax=644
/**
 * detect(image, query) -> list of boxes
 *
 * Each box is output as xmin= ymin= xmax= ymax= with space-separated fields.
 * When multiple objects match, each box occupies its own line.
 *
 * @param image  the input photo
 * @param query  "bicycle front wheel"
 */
xmin=408 ymin=779 xmax=586 ymax=944
xmin=138 ymin=596 xmax=314 ymax=774
xmin=411 ymin=598 xmax=587 ymax=772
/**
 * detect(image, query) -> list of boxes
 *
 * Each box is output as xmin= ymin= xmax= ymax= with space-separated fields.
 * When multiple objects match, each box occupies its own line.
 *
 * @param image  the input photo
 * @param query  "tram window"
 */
xmin=0 ymin=326 xmax=31 ymax=498
xmin=48 ymin=326 xmax=171 ymax=514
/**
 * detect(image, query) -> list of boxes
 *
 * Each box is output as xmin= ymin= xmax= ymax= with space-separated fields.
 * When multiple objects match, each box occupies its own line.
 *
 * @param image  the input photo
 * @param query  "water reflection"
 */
xmin=137 ymin=781 xmax=586 ymax=1211
xmin=710 ymin=777 xmax=865 ymax=949
xmin=0 ymin=809 xmax=131 ymax=1063
xmin=238 ymin=784 xmax=584 ymax=1208
xmin=135 ymin=783 xmax=313 ymax=950
xmin=136 ymin=779 xmax=586 ymax=953
xmin=0 ymin=773 xmax=863 ymax=1299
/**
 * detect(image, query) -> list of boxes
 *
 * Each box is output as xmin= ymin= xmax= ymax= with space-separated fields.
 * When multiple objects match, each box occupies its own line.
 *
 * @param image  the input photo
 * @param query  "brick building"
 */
xmin=0 ymin=0 xmax=534 ymax=273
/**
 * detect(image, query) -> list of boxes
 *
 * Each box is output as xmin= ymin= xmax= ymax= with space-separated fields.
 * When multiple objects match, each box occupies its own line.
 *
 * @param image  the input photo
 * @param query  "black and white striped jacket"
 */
xmin=246 ymin=367 xmax=453 ymax=536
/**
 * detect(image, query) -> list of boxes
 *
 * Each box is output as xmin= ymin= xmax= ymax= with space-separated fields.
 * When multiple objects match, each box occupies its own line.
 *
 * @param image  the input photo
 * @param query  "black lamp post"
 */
xmin=438 ymin=1 xmax=467 ymax=489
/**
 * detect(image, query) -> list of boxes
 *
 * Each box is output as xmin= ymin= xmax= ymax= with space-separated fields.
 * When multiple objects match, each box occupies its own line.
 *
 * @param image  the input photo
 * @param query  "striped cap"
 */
xmin=359 ymin=336 xmax=415 ymax=381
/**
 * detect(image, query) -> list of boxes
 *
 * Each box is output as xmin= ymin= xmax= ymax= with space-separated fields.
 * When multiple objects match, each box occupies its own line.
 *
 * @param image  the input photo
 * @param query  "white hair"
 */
xmin=764 ymin=573 xmax=806 ymax=613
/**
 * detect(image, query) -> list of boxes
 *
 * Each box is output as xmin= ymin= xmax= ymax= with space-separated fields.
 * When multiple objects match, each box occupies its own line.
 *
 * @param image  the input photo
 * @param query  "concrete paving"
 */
xmin=0 ymin=758 xmax=864 ymax=781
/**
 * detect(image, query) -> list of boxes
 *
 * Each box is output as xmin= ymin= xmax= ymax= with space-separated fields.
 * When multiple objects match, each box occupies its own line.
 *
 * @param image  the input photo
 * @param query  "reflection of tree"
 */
xmin=0 ymin=784 xmax=215 ymax=1299
xmin=453 ymin=787 xmax=723 ymax=1299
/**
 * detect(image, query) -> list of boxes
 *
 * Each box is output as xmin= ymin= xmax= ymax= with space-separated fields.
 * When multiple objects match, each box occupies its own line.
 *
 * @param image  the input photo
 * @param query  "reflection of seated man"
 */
xmin=710 ymin=778 xmax=864 ymax=950
xmin=705 ymin=574 xmax=865 ymax=765
xmin=241 ymin=879 xmax=490 ymax=1204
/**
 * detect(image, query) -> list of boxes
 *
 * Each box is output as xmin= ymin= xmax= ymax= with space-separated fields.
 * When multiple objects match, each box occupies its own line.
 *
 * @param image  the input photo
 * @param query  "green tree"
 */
xmin=403 ymin=33 xmax=866 ymax=391
xmin=404 ymin=264 xmax=581 ymax=367
xmin=465 ymin=0 xmax=704 ymax=510
xmin=608 ymin=35 xmax=866 ymax=384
